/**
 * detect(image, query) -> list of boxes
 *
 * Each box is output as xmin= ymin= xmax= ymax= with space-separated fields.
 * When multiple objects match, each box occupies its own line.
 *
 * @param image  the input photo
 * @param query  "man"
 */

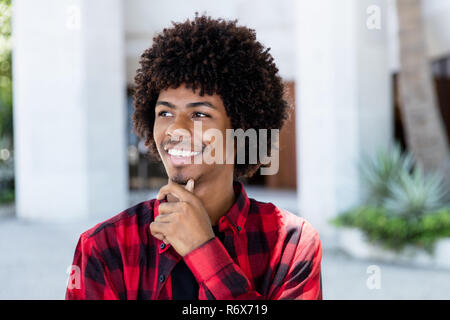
xmin=66 ymin=14 xmax=322 ymax=300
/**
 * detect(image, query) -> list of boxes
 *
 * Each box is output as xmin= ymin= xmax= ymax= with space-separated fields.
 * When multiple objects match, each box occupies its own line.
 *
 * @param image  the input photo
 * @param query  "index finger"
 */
xmin=156 ymin=180 xmax=196 ymax=203
xmin=157 ymin=201 xmax=184 ymax=215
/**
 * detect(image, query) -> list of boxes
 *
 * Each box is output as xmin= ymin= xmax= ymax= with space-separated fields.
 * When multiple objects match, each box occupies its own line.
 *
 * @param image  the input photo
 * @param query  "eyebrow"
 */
xmin=155 ymin=101 xmax=217 ymax=110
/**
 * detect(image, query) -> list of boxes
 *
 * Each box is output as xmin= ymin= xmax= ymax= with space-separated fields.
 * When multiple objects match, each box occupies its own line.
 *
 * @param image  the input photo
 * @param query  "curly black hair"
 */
xmin=132 ymin=13 xmax=291 ymax=179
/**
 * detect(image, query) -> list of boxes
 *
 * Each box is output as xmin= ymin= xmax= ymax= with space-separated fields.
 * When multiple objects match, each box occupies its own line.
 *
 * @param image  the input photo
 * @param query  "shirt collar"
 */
xmin=154 ymin=180 xmax=250 ymax=254
xmin=218 ymin=180 xmax=250 ymax=234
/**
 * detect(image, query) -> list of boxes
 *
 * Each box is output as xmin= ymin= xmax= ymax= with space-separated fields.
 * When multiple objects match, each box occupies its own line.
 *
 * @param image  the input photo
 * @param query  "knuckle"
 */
xmin=180 ymin=201 xmax=189 ymax=213
xmin=172 ymin=211 xmax=181 ymax=222
xmin=167 ymin=224 xmax=176 ymax=236
xmin=190 ymin=197 xmax=200 ymax=207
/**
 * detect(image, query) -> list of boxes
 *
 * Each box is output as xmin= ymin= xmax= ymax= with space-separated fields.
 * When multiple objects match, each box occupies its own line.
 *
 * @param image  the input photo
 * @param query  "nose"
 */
xmin=166 ymin=114 xmax=192 ymax=143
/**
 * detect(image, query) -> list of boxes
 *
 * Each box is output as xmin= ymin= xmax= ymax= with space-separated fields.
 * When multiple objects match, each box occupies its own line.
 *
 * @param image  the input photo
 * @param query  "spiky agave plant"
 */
xmin=359 ymin=144 xmax=414 ymax=206
xmin=384 ymin=165 xmax=449 ymax=220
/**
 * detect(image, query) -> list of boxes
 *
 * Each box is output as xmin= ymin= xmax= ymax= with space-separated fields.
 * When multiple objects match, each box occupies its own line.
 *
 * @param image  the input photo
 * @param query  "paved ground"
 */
xmin=1 ymin=188 xmax=450 ymax=300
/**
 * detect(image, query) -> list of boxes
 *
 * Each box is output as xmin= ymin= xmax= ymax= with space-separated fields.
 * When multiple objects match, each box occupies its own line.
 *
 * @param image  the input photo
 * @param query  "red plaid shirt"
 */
xmin=65 ymin=181 xmax=323 ymax=300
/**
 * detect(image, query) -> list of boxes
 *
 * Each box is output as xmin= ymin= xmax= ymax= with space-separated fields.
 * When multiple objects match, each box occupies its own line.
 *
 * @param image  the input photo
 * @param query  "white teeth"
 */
xmin=168 ymin=149 xmax=201 ymax=157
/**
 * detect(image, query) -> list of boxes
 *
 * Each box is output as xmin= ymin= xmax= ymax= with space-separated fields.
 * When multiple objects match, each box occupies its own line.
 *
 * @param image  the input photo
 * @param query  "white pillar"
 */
xmin=12 ymin=0 xmax=128 ymax=222
xmin=294 ymin=0 xmax=392 ymax=247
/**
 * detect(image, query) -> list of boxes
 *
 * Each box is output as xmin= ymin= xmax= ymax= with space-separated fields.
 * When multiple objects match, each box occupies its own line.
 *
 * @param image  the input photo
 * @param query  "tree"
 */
xmin=0 ymin=0 xmax=14 ymax=204
xmin=0 ymin=0 xmax=12 ymax=147
xmin=396 ymin=0 xmax=450 ymax=187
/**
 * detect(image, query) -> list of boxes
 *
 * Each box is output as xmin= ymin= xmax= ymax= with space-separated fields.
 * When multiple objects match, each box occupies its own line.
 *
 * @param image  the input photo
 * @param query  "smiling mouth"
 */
xmin=167 ymin=148 xmax=201 ymax=157
xmin=164 ymin=145 xmax=206 ymax=166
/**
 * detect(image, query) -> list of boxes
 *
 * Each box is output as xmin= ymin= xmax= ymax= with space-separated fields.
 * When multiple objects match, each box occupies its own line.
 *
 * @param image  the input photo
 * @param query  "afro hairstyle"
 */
xmin=132 ymin=13 xmax=291 ymax=179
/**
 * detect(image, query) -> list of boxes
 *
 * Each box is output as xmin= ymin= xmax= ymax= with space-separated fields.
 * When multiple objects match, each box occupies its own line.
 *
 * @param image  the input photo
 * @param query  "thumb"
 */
xmin=185 ymin=179 xmax=194 ymax=193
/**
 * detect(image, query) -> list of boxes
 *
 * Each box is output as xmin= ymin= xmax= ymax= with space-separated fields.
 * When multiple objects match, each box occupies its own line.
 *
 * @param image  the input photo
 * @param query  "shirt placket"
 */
xmin=155 ymin=242 xmax=181 ymax=299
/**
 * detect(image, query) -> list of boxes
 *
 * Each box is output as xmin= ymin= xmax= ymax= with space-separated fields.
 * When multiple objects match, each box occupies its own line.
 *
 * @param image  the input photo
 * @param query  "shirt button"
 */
xmin=160 ymin=243 xmax=165 ymax=249
xmin=159 ymin=274 xmax=165 ymax=283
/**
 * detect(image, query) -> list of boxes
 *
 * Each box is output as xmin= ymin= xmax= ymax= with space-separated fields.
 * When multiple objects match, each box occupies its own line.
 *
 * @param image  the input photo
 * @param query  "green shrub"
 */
xmin=333 ymin=144 xmax=450 ymax=253
xmin=332 ymin=206 xmax=450 ymax=253
xmin=0 ymin=187 xmax=13 ymax=203
xmin=0 ymin=136 xmax=14 ymax=204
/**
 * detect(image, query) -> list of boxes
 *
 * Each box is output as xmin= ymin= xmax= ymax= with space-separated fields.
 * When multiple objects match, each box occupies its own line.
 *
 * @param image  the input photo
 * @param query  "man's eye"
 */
xmin=157 ymin=111 xmax=172 ymax=117
xmin=193 ymin=112 xmax=210 ymax=118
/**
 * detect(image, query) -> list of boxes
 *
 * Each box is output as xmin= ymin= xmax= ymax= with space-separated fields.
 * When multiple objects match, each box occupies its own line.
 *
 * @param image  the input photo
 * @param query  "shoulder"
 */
xmin=79 ymin=199 xmax=157 ymax=245
xmin=247 ymin=197 xmax=320 ymax=248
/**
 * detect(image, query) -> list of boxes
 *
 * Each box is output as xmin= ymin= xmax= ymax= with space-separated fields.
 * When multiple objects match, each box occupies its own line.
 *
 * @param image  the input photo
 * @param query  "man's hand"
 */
xmin=149 ymin=179 xmax=215 ymax=257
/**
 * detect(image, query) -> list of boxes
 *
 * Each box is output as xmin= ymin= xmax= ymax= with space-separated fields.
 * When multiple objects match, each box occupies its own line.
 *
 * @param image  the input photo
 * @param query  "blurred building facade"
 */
xmin=11 ymin=0 xmax=450 ymax=246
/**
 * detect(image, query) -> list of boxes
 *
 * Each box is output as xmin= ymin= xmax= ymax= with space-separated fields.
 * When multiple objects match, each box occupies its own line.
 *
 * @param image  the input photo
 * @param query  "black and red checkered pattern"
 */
xmin=65 ymin=181 xmax=322 ymax=300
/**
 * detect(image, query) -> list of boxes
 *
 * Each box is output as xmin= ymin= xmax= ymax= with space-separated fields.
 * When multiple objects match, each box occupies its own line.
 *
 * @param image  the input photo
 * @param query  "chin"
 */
xmin=169 ymin=173 xmax=189 ymax=185
xmin=165 ymin=165 xmax=200 ymax=185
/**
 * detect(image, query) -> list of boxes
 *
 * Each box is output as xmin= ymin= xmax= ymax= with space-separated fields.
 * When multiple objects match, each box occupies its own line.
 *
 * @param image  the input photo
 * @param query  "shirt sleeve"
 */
xmin=183 ymin=220 xmax=323 ymax=300
xmin=270 ymin=220 xmax=323 ymax=300
xmin=65 ymin=234 xmax=119 ymax=300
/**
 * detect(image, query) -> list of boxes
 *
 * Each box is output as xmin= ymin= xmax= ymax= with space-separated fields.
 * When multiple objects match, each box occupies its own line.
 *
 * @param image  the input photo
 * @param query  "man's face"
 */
xmin=153 ymin=84 xmax=234 ymax=185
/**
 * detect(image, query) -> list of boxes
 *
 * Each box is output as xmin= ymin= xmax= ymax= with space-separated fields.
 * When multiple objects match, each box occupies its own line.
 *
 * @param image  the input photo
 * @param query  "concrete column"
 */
xmin=12 ymin=0 xmax=128 ymax=222
xmin=294 ymin=0 xmax=392 ymax=247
